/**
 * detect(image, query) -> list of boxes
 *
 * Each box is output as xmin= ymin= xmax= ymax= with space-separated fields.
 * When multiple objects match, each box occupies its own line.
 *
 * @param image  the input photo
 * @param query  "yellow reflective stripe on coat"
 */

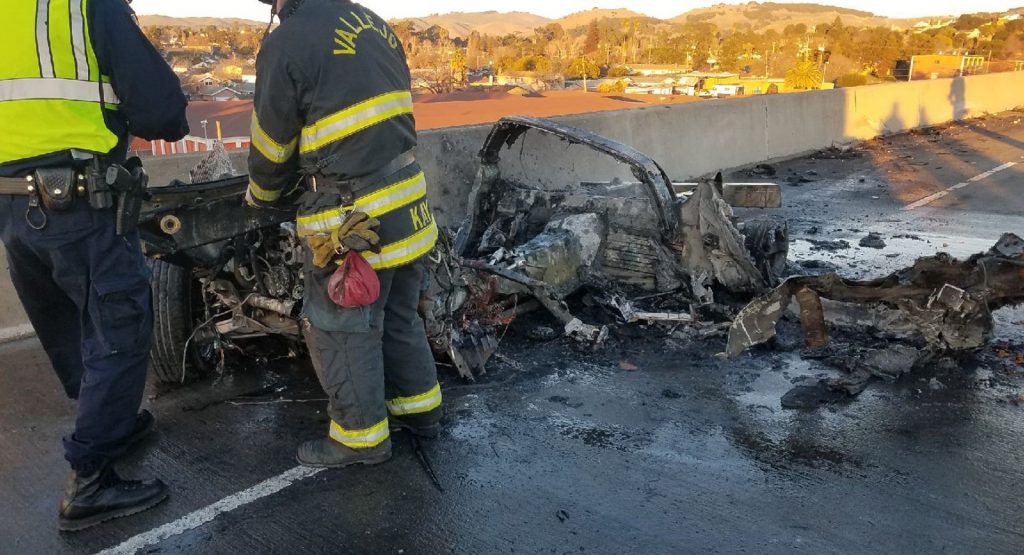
xmin=329 ymin=418 xmax=389 ymax=448
xmin=299 ymin=91 xmax=413 ymax=154
xmin=250 ymin=112 xmax=297 ymax=164
xmin=358 ymin=172 xmax=428 ymax=217
xmin=295 ymin=172 xmax=427 ymax=237
xmin=296 ymin=210 xmax=346 ymax=236
xmin=248 ymin=178 xmax=282 ymax=203
xmin=386 ymin=384 xmax=442 ymax=416
xmin=362 ymin=219 xmax=438 ymax=270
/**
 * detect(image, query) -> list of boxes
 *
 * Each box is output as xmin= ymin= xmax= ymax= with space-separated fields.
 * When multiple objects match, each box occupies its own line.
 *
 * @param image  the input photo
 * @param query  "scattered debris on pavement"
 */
xmin=727 ymin=233 xmax=1024 ymax=407
xmin=858 ymin=232 xmax=887 ymax=249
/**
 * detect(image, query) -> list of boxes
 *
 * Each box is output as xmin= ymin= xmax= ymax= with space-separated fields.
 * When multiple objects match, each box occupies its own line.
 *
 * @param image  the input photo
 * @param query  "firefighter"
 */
xmin=0 ymin=0 xmax=188 ymax=531
xmin=247 ymin=0 xmax=442 ymax=467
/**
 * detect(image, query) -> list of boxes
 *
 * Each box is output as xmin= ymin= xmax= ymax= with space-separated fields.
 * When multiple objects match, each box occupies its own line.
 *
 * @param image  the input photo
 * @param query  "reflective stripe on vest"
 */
xmin=299 ymin=90 xmax=413 ymax=155
xmin=0 ymin=0 xmax=120 ymax=165
xmin=0 ymin=78 xmax=118 ymax=104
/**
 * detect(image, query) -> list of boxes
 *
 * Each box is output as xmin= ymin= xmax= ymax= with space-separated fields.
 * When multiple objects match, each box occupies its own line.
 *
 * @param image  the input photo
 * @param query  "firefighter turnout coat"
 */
xmin=247 ymin=0 xmax=437 ymax=273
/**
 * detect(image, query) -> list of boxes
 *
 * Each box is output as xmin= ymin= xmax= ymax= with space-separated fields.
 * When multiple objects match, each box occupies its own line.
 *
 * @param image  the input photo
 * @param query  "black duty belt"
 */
xmin=0 ymin=176 xmax=38 ymax=196
xmin=309 ymin=150 xmax=416 ymax=197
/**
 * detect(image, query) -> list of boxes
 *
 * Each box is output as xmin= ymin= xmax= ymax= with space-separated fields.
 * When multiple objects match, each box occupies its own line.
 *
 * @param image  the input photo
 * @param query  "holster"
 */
xmin=34 ymin=167 xmax=77 ymax=212
xmin=106 ymin=158 xmax=148 ymax=236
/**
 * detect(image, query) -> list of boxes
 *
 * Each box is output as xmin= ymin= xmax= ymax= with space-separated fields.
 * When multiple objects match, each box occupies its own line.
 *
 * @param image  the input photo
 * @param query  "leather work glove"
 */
xmin=307 ymin=233 xmax=340 ymax=268
xmin=305 ymin=211 xmax=381 ymax=268
xmin=335 ymin=211 xmax=381 ymax=253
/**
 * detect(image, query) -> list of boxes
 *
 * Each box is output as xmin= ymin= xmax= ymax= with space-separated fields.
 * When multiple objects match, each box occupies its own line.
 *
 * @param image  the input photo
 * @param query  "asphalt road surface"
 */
xmin=2 ymin=111 xmax=1023 ymax=554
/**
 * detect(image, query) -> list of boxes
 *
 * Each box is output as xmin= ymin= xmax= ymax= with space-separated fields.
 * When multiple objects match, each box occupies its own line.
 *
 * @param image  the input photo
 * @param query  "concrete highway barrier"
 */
xmin=2 ymin=71 xmax=1022 ymax=339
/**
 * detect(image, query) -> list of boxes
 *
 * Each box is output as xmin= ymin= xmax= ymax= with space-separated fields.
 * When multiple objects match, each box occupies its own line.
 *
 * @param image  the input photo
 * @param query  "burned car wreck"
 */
xmin=139 ymin=116 xmax=787 ymax=383
xmin=424 ymin=117 xmax=788 ymax=377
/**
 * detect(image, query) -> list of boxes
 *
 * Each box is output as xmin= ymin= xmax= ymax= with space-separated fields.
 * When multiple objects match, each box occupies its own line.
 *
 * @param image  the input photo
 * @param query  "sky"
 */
xmin=131 ymin=0 xmax=1022 ymax=22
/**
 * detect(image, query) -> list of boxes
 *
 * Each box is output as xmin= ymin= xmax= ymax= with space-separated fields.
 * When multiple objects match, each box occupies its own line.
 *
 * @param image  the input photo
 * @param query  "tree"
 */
xmin=511 ymin=55 xmax=551 ymax=73
xmin=566 ymin=56 xmax=600 ymax=80
xmin=785 ymin=60 xmax=824 ymax=90
xmin=835 ymin=72 xmax=868 ymax=87
xmin=584 ymin=21 xmax=601 ymax=54
xmin=597 ymin=79 xmax=627 ymax=93
xmin=607 ymin=66 xmax=631 ymax=77
xmin=566 ymin=56 xmax=600 ymax=92
xmin=450 ymin=49 xmax=467 ymax=86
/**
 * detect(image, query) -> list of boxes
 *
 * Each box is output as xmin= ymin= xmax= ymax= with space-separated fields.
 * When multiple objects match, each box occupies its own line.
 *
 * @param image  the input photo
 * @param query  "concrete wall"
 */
xmin=2 ymin=71 xmax=1023 ymax=338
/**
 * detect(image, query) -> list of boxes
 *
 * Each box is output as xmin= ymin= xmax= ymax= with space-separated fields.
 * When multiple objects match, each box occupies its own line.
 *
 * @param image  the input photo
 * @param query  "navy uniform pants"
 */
xmin=0 ymin=195 xmax=152 ymax=472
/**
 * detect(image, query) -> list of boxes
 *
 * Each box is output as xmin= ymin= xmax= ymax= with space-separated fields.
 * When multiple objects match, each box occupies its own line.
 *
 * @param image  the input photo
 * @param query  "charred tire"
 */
xmin=742 ymin=218 xmax=790 ymax=285
xmin=149 ymin=259 xmax=194 ymax=384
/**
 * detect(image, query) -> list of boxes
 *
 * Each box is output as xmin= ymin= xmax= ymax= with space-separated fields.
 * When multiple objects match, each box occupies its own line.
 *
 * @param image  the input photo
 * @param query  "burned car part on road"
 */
xmin=726 ymin=233 xmax=1024 ymax=407
xmin=140 ymin=116 xmax=787 ymax=383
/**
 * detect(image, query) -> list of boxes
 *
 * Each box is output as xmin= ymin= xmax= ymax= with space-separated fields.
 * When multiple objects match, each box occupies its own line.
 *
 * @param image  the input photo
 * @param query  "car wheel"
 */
xmin=149 ymin=259 xmax=198 ymax=384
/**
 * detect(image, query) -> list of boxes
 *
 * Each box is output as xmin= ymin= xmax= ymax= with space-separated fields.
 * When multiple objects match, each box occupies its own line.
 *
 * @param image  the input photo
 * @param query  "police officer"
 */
xmin=0 ymin=0 xmax=188 ymax=531
xmin=248 ymin=0 xmax=442 ymax=467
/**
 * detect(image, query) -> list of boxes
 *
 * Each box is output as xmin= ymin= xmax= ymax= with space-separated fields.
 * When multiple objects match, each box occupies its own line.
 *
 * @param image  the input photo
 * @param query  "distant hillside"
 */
xmin=393 ymin=11 xmax=551 ymax=39
xmin=554 ymin=8 xmax=653 ymax=30
xmin=671 ymin=2 xmax=923 ymax=31
xmin=138 ymin=15 xmax=266 ymax=27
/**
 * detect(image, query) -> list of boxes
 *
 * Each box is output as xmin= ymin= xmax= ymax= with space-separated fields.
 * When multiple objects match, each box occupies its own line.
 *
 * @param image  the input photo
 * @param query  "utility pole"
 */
xmin=583 ymin=55 xmax=589 ymax=93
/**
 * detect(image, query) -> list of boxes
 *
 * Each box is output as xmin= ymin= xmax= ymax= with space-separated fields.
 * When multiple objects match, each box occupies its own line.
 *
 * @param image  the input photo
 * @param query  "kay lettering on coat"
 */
xmin=409 ymin=201 xmax=433 ymax=231
xmin=334 ymin=11 xmax=399 ymax=56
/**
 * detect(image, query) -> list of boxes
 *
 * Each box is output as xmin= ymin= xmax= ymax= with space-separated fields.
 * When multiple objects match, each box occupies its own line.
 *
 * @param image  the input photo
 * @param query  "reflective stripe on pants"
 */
xmin=329 ymin=418 xmax=389 ymax=448
xmin=387 ymin=383 xmax=442 ymax=416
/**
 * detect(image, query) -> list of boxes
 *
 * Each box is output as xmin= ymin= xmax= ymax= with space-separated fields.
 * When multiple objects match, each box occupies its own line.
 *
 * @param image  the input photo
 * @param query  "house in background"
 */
xmin=908 ymin=55 xmax=986 ymax=80
xmin=196 ymin=85 xmax=243 ymax=101
xmin=628 ymin=64 xmax=689 ymax=76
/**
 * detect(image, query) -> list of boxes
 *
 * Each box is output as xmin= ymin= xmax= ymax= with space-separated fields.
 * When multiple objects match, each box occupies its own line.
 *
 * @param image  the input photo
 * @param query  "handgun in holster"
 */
xmin=104 ymin=157 xmax=148 ymax=236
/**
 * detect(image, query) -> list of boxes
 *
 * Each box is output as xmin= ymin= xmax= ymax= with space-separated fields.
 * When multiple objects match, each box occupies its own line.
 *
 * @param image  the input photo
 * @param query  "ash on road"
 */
xmin=3 ymin=111 xmax=1024 ymax=554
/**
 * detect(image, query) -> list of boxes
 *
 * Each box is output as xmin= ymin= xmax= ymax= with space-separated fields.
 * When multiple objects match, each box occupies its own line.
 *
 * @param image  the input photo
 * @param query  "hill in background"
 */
xmin=671 ymin=2 xmax=930 ymax=31
xmin=553 ymin=8 xmax=656 ymax=30
xmin=138 ymin=15 xmax=266 ymax=27
xmin=392 ymin=11 xmax=551 ymax=39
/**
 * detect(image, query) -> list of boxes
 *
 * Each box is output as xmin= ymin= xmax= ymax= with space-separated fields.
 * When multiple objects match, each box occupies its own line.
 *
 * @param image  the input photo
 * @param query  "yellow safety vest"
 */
xmin=0 ymin=0 xmax=119 ymax=166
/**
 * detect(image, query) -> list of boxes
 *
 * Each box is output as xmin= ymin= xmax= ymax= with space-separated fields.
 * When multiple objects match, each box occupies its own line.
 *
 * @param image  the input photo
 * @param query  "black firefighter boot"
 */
xmin=390 ymin=412 xmax=441 ymax=438
xmin=296 ymin=437 xmax=392 ymax=468
xmin=58 ymin=466 xmax=168 ymax=532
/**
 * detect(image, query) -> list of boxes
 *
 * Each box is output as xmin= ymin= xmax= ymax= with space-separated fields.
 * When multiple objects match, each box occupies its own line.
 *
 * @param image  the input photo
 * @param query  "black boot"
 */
xmin=58 ymin=466 xmax=168 ymax=532
xmin=390 ymin=412 xmax=441 ymax=438
xmin=296 ymin=437 xmax=392 ymax=468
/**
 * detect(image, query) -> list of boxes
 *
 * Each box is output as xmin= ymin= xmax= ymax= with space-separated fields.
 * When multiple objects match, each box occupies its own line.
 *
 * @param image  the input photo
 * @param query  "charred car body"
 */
xmin=140 ymin=117 xmax=787 ymax=383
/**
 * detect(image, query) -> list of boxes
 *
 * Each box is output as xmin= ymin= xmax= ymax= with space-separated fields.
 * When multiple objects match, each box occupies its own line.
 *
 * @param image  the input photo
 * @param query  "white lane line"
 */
xmin=97 ymin=465 xmax=324 ymax=555
xmin=902 ymin=162 xmax=1017 ymax=211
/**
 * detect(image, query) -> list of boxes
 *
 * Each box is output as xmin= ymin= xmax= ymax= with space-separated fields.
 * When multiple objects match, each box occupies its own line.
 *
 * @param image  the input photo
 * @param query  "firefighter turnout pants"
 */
xmin=302 ymin=259 xmax=441 ymax=449
xmin=0 ymin=195 xmax=152 ymax=472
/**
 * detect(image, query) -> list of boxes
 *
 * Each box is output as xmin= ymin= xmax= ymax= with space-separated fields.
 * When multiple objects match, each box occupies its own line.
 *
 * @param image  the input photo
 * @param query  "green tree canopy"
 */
xmin=785 ymin=60 xmax=823 ymax=90
xmin=566 ymin=57 xmax=601 ymax=79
